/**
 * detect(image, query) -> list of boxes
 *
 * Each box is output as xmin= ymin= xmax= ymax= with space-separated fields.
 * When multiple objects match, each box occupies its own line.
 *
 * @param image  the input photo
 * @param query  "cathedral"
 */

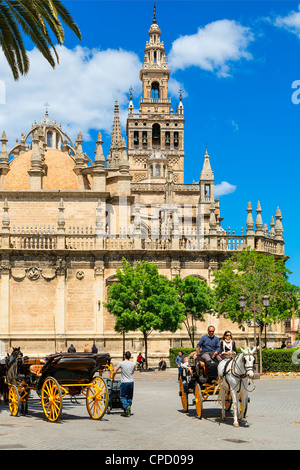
xmin=0 ymin=10 xmax=286 ymax=361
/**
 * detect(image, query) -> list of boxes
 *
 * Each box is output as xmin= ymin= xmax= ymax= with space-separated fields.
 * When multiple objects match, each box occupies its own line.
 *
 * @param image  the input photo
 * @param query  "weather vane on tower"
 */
xmin=153 ymin=1 xmax=157 ymax=24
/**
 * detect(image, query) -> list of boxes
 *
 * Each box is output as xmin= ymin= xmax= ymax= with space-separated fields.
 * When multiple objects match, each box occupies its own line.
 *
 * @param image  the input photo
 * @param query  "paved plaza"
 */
xmin=0 ymin=369 xmax=299 ymax=451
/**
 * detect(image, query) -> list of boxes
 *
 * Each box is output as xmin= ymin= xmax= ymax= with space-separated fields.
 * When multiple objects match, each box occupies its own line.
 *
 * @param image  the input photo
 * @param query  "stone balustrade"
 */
xmin=0 ymin=225 xmax=285 ymax=255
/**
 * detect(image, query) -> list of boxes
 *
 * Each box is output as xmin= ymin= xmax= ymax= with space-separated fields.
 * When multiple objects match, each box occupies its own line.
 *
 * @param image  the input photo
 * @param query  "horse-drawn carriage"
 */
xmin=179 ymin=354 xmax=227 ymax=419
xmin=5 ymin=349 xmax=113 ymax=422
xmin=179 ymin=348 xmax=256 ymax=426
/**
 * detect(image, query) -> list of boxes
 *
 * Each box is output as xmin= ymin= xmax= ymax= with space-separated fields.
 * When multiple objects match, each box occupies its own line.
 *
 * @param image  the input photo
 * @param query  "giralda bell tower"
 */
xmin=126 ymin=3 xmax=185 ymax=184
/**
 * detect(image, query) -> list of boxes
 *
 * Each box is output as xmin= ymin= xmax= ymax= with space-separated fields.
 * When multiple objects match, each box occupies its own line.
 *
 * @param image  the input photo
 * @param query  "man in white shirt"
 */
xmin=112 ymin=351 xmax=135 ymax=417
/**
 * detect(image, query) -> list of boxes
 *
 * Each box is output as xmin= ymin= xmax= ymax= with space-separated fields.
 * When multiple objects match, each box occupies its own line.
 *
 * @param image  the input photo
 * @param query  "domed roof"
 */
xmin=3 ymin=149 xmax=81 ymax=190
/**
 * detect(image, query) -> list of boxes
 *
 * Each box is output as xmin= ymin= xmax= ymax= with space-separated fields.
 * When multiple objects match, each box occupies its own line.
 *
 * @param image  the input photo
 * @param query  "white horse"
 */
xmin=217 ymin=347 xmax=256 ymax=427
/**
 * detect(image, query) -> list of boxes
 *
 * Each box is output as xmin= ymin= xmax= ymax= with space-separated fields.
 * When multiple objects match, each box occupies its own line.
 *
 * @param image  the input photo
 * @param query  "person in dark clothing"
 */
xmin=158 ymin=357 xmax=166 ymax=371
xmin=196 ymin=326 xmax=221 ymax=364
xmin=92 ymin=343 xmax=98 ymax=353
xmin=175 ymin=350 xmax=184 ymax=380
xmin=68 ymin=344 xmax=76 ymax=353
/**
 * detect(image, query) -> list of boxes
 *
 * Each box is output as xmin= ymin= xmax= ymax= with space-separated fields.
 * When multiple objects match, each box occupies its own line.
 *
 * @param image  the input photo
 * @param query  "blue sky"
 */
xmin=1 ymin=0 xmax=300 ymax=286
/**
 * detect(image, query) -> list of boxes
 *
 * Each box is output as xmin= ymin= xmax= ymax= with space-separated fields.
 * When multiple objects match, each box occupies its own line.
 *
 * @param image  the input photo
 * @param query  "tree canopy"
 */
xmin=171 ymin=275 xmax=215 ymax=347
xmin=213 ymin=248 xmax=299 ymax=330
xmin=104 ymin=258 xmax=185 ymax=367
xmin=0 ymin=1 xmax=81 ymax=80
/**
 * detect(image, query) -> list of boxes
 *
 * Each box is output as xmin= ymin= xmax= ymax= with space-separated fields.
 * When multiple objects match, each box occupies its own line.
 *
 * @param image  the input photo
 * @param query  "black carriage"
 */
xmin=178 ymin=354 xmax=232 ymax=419
xmin=7 ymin=352 xmax=112 ymax=422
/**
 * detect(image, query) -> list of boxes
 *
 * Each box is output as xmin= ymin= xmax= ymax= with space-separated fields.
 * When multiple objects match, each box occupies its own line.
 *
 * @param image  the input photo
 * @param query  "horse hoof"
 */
xmin=233 ymin=422 xmax=239 ymax=427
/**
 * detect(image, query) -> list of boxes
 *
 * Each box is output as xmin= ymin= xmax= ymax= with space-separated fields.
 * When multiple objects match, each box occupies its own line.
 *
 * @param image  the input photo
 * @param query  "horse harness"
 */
xmin=221 ymin=354 xmax=255 ymax=393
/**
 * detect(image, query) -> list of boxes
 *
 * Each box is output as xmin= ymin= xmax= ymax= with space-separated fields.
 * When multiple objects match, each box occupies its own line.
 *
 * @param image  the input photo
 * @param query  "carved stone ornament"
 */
xmin=26 ymin=267 xmax=41 ymax=281
xmin=76 ymin=270 xmax=85 ymax=280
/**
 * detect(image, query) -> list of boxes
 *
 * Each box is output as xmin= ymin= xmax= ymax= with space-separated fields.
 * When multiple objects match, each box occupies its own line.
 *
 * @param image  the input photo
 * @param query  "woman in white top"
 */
xmin=219 ymin=331 xmax=237 ymax=358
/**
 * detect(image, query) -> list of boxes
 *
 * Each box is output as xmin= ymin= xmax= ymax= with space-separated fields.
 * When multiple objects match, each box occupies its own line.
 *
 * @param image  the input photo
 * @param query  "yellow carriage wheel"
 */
xmin=86 ymin=376 xmax=108 ymax=420
xmin=41 ymin=377 xmax=63 ymax=422
xmin=9 ymin=385 xmax=20 ymax=417
xmin=194 ymin=383 xmax=203 ymax=419
xmin=179 ymin=376 xmax=188 ymax=412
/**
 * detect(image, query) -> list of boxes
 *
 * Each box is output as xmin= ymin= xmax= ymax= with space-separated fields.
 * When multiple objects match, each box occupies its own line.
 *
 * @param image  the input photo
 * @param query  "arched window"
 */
xmin=152 ymin=123 xmax=160 ymax=148
xmin=150 ymin=165 xmax=153 ymax=177
xmin=151 ymin=81 xmax=160 ymax=100
xmin=155 ymin=164 xmax=161 ymax=177
xmin=47 ymin=131 xmax=53 ymax=148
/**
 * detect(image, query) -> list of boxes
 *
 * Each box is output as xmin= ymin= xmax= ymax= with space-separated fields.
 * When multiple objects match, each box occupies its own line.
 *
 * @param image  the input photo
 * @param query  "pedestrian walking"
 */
xmin=112 ymin=351 xmax=135 ymax=417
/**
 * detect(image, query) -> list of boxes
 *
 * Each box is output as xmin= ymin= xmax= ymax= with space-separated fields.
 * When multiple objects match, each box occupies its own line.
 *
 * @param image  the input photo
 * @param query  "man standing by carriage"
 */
xmin=112 ymin=351 xmax=135 ymax=417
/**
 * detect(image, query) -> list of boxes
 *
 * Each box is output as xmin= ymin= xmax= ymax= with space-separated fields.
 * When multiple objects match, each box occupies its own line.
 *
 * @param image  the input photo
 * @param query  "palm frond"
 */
xmin=0 ymin=0 xmax=82 ymax=80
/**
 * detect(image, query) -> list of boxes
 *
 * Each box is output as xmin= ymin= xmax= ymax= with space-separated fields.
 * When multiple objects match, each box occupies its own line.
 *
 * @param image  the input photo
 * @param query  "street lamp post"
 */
xmin=239 ymin=295 xmax=258 ymax=349
xmin=262 ymin=295 xmax=270 ymax=349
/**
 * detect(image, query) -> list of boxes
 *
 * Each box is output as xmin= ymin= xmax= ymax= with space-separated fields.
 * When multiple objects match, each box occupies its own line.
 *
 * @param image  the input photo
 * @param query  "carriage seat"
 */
xmin=30 ymin=364 xmax=43 ymax=376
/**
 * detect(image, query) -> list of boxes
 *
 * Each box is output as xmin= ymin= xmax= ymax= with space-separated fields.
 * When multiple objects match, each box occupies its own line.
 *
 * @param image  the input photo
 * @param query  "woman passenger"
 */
xmin=220 ymin=331 xmax=237 ymax=358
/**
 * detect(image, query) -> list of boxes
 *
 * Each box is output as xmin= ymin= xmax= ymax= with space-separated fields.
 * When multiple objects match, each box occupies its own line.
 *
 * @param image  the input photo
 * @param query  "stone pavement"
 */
xmin=0 ymin=368 xmax=300 ymax=451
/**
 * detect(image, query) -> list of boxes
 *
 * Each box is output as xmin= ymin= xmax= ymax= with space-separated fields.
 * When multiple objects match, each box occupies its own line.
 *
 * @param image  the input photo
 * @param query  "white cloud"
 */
xmin=273 ymin=4 xmax=300 ymax=38
xmin=168 ymin=19 xmax=254 ymax=77
xmin=0 ymin=45 xmax=143 ymax=144
xmin=215 ymin=181 xmax=237 ymax=196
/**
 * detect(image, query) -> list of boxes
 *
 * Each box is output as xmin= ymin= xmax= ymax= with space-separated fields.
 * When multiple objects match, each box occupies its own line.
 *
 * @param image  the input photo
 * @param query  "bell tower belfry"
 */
xmin=126 ymin=3 xmax=185 ymax=184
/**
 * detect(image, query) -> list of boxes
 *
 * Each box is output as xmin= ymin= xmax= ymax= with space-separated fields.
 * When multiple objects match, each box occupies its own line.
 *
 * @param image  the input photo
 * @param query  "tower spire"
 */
xmin=107 ymin=100 xmax=124 ymax=170
xmin=153 ymin=1 xmax=157 ymax=24
xmin=110 ymin=100 xmax=123 ymax=150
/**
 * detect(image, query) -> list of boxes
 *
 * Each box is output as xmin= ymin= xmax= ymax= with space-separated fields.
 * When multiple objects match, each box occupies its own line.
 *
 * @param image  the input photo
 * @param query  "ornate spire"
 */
xmin=128 ymin=86 xmax=134 ymax=115
xmin=94 ymin=132 xmax=105 ymax=167
xmin=74 ymin=131 xmax=85 ymax=168
xmin=275 ymin=207 xmax=283 ymax=240
xmin=110 ymin=101 xmax=123 ymax=150
xmin=0 ymin=131 xmax=9 ymax=168
xmin=178 ymin=87 xmax=184 ymax=115
xmin=30 ymin=130 xmax=43 ymax=171
xmin=200 ymin=149 xmax=214 ymax=181
xmin=246 ymin=202 xmax=254 ymax=235
xmin=153 ymin=1 xmax=157 ymax=24
xmin=255 ymin=201 xmax=263 ymax=235
xmin=107 ymin=101 xmax=124 ymax=170
xmin=270 ymin=216 xmax=275 ymax=237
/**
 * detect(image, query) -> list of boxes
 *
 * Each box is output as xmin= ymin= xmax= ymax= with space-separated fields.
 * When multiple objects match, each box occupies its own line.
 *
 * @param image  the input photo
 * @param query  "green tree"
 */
xmin=104 ymin=258 xmax=185 ymax=368
xmin=0 ymin=0 xmax=81 ymax=80
xmin=171 ymin=275 xmax=215 ymax=347
xmin=212 ymin=248 xmax=299 ymax=365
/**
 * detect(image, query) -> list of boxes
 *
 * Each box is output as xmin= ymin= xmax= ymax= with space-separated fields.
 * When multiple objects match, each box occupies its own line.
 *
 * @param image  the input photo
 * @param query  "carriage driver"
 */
xmin=196 ymin=326 xmax=222 ymax=364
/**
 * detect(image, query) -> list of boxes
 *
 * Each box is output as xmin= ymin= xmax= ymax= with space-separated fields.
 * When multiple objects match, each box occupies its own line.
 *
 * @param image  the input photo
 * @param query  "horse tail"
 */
xmin=217 ymin=379 xmax=225 ymax=406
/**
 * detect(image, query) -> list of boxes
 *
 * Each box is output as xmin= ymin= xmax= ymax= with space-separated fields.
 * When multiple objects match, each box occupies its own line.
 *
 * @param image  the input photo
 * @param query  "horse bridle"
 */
xmin=231 ymin=353 xmax=255 ymax=379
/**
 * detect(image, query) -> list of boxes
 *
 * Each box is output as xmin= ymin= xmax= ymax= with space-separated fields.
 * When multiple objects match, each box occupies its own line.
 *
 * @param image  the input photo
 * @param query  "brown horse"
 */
xmin=0 ymin=347 xmax=23 ymax=404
